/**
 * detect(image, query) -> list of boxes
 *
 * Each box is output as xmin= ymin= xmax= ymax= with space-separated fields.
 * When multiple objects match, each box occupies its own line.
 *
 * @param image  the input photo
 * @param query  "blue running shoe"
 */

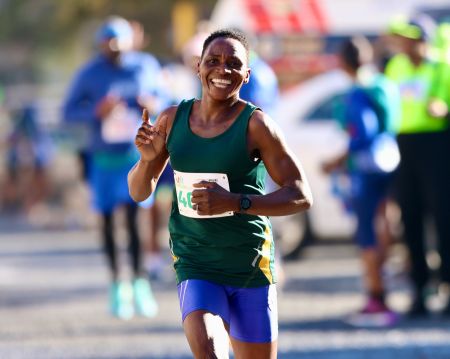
xmin=109 ymin=281 xmax=134 ymax=320
xmin=133 ymin=278 xmax=158 ymax=318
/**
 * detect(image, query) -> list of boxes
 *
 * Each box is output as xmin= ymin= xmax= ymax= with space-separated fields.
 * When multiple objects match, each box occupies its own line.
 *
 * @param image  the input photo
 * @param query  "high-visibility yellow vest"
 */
xmin=385 ymin=53 xmax=450 ymax=134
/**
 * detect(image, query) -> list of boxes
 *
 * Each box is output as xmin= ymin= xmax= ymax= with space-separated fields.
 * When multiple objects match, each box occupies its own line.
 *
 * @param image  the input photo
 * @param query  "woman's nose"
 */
xmin=217 ymin=63 xmax=231 ymax=74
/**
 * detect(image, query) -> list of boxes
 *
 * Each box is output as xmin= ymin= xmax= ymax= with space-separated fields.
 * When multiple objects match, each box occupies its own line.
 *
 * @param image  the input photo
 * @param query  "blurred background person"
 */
xmin=62 ymin=16 xmax=165 ymax=320
xmin=322 ymin=36 xmax=401 ymax=327
xmin=385 ymin=14 xmax=450 ymax=317
xmin=2 ymin=103 xmax=53 ymax=215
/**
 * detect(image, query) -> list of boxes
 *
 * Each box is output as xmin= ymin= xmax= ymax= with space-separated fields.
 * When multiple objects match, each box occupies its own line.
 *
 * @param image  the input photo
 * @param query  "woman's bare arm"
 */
xmin=190 ymin=110 xmax=313 ymax=217
xmin=128 ymin=107 xmax=176 ymax=202
xmin=244 ymin=110 xmax=313 ymax=216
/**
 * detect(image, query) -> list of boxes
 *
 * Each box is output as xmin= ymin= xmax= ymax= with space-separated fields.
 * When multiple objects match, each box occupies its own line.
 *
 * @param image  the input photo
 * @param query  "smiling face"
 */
xmin=198 ymin=37 xmax=250 ymax=101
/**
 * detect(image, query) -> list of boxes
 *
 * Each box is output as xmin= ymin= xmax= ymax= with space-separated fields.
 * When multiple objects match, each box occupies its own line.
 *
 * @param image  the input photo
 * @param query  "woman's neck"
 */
xmin=198 ymin=96 xmax=241 ymax=124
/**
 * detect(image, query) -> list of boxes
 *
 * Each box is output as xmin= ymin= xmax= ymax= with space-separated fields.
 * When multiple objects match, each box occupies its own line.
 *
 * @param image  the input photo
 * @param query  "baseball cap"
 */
xmin=95 ymin=16 xmax=133 ymax=51
xmin=389 ymin=14 xmax=436 ymax=41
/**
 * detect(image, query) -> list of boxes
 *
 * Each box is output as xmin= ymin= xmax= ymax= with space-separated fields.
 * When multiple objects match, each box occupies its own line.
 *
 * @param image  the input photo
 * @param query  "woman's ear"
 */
xmin=244 ymin=68 xmax=251 ymax=84
xmin=196 ymin=60 xmax=202 ymax=80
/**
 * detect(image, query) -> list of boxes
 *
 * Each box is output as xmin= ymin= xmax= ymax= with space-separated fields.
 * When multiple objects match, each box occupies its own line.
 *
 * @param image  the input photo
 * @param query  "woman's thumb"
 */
xmin=142 ymin=108 xmax=149 ymax=123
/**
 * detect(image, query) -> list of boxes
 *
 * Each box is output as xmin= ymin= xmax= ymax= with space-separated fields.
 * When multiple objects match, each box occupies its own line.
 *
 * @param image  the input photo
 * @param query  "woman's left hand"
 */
xmin=191 ymin=181 xmax=239 ymax=215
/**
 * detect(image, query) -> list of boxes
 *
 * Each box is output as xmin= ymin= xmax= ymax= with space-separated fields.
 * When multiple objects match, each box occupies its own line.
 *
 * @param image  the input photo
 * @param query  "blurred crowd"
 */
xmin=0 ymin=9 xmax=450 ymax=328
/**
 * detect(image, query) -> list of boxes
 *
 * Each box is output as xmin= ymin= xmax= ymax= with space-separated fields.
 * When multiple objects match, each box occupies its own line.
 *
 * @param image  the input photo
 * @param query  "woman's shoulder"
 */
xmin=247 ymin=106 xmax=277 ymax=138
xmin=159 ymin=104 xmax=178 ymax=121
xmin=157 ymin=105 xmax=179 ymax=140
xmin=161 ymin=99 xmax=195 ymax=120
xmin=160 ymin=98 xmax=197 ymax=140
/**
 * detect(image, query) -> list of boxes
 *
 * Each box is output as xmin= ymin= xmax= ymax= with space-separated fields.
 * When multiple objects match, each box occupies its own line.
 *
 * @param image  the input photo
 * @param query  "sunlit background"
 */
xmin=1 ymin=0 xmax=448 ymax=233
xmin=1 ymin=1 xmax=450 ymax=358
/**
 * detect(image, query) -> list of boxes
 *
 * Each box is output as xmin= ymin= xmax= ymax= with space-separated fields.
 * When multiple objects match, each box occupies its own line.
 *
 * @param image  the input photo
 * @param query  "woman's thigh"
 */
xmin=178 ymin=280 xmax=231 ymax=358
xmin=228 ymin=284 xmax=278 ymax=344
xmin=228 ymin=284 xmax=278 ymax=358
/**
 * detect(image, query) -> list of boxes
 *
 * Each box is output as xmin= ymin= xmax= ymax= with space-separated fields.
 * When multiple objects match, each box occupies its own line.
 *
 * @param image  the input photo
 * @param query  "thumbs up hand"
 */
xmin=135 ymin=108 xmax=168 ymax=162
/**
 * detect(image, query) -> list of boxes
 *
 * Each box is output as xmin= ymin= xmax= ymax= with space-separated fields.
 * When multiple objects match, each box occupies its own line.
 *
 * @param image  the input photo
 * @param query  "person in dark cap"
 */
xmin=62 ymin=16 xmax=168 ymax=320
xmin=385 ymin=14 xmax=450 ymax=317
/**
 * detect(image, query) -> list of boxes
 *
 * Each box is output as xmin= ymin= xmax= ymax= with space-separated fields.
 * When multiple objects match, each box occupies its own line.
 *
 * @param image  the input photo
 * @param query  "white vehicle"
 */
xmin=271 ymin=70 xmax=356 ymax=258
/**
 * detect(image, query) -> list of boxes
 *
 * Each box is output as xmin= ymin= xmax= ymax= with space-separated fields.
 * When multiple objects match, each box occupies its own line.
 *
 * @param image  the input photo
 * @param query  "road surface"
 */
xmin=1 ymin=229 xmax=450 ymax=358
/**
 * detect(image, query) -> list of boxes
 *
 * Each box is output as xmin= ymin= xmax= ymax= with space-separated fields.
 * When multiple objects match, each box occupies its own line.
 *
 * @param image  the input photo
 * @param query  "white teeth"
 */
xmin=211 ymin=78 xmax=231 ymax=89
xmin=211 ymin=79 xmax=231 ymax=85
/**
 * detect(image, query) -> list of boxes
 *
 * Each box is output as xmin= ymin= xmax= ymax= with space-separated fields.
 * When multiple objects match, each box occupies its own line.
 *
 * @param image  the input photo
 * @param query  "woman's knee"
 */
xmin=190 ymin=336 xmax=223 ymax=359
xmin=183 ymin=311 xmax=229 ymax=359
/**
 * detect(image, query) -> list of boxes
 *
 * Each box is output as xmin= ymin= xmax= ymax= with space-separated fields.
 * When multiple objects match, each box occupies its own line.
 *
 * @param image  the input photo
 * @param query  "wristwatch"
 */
xmin=239 ymin=195 xmax=252 ymax=212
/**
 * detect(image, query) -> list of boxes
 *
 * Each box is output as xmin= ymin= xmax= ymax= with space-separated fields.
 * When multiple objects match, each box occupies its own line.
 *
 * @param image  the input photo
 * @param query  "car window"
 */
xmin=303 ymin=92 xmax=347 ymax=123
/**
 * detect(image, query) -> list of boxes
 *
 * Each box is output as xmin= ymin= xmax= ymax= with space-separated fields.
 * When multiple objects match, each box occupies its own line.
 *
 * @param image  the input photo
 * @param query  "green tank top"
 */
xmin=166 ymin=98 xmax=276 ymax=287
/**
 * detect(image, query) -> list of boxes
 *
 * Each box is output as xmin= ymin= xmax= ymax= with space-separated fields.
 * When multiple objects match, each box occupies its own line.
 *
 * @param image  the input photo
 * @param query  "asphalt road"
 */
xmin=1 ymin=229 xmax=450 ymax=359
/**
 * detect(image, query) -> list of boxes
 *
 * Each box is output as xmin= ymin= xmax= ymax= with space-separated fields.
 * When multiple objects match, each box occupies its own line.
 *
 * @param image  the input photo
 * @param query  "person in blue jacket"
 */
xmin=62 ymin=16 xmax=167 ymax=319
xmin=322 ymin=36 xmax=401 ymax=327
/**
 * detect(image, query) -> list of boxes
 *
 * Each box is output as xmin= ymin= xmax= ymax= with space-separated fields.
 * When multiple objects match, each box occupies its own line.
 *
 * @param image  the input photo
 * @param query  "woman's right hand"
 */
xmin=135 ymin=109 xmax=167 ymax=162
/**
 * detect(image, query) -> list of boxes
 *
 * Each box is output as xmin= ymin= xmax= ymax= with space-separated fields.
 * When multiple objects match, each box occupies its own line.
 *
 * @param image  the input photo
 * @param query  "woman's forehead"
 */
xmin=204 ymin=37 xmax=247 ymax=59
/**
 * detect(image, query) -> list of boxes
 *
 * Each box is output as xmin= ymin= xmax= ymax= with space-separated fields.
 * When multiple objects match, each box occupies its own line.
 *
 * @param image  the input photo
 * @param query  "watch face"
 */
xmin=240 ymin=197 xmax=251 ymax=210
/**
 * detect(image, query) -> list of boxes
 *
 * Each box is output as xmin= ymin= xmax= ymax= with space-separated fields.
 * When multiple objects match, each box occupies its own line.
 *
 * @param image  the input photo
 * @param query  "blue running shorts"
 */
xmin=177 ymin=279 xmax=278 ymax=343
xmin=351 ymin=172 xmax=391 ymax=249
xmin=89 ymin=163 xmax=135 ymax=213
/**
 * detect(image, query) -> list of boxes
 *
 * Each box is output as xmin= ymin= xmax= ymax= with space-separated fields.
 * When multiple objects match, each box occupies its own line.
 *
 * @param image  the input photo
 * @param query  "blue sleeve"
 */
xmin=346 ymin=91 xmax=380 ymax=152
xmin=62 ymin=67 xmax=98 ymax=124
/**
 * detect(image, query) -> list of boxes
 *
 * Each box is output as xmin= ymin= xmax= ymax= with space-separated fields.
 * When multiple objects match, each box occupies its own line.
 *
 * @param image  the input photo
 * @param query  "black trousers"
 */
xmin=395 ymin=130 xmax=450 ymax=292
xmin=102 ymin=203 xmax=141 ymax=280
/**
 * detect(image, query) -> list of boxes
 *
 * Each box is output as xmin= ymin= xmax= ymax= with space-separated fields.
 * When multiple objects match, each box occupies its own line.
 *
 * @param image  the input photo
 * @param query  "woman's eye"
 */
xmin=229 ymin=61 xmax=241 ymax=68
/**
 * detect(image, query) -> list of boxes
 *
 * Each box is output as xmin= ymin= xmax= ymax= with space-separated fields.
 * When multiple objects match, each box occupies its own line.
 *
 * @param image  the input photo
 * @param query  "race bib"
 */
xmin=101 ymin=105 xmax=140 ymax=144
xmin=173 ymin=170 xmax=233 ymax=218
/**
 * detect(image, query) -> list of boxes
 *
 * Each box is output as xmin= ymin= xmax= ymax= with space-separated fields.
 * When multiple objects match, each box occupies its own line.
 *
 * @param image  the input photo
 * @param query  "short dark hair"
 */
xmin=339 ymin=36 xmax=373 ymax=71
xmin=201 ymin=28 xmax=250 ymax=62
